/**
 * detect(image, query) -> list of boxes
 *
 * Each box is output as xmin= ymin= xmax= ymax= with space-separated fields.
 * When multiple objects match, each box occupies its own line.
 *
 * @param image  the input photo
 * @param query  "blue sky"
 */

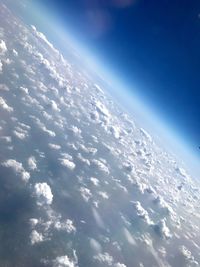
xmin=29 ymin=0 xmax=200 ymax=149
xmin=12 ymin=0 xmax=200 ymax=174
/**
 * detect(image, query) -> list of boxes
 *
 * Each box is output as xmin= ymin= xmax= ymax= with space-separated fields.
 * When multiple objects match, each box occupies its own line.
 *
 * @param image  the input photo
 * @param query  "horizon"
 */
xmin=8 ymin=0 xmax=200 ymax=177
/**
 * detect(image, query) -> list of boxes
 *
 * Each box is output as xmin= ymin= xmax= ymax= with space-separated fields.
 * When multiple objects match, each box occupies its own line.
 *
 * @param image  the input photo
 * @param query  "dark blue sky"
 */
xmin=35 ymin=0 xmax=200 ymax=151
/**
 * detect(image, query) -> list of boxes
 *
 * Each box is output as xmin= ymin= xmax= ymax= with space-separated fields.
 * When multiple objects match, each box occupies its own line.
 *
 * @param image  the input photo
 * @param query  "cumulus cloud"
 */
xmin=153 ymin=219 xmax=172 ymax=239
xmin=94 ymin=252 xmax=113 ymax=266
xmin=77 ymin=153 xmax=90 ymax=166
xmin=54 ymin=219 xmax=76 ymax=233
xmin=13 ymin=127 xmax=29 ymax=140
xmin=179 ymin=245 xmax=198 ymax=266
xmin=94 ymin=100 xmax=110 ymax=117
xmin=59 ymin=157 xmax=76 ymax=170
xmin=114 ymin=263 xmax=127 ymax=267
xmin=0 ymin=97 xmax=13 ymax=112
xmin=90 ymin=177 xmax=99 ymax=186
xmin=48 ymin=143 xmax=61 ymax=150
xmin=140 ymin=128 xmax=152 ymax=142
xmin=98 ymin=191 xmax=109 ymax=199
xmin=30 ymin=230 xmax=44 ymax=245
xmin=80 ymin=187 xmax=92 ymax=202
xmin=2 ymin=159 xmax=30 ymax=182
xmin=53 ymin=255 xmax=76 ymax=267
xmin=109 ymin=125 xmax=121 ymax=139
xmin=68 ymin=125 xmax=82 ymax=137
xmin=34 ymin=182 xmax=53 ymax=205
xmin=132 ymin=201 xmax=153 ymax=225
xmin=92 ymin=159 xmax=110 ymax=174
xmin=0 ymin=40 xmax=7 ymax=55
xmin=27 ymin=156 xmax=37 ymax=170
xmin=29 ymin=218 xmax=39 ymax=228
xmin=153 ymin=196 xmax=174 ymax=217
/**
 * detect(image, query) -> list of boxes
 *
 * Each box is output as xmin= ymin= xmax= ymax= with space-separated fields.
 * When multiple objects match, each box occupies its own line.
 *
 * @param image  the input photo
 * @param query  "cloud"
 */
xmin=98 ymin=191 xmax=109 ymax=199
xmin=132 ymin=201 xmax=154 ymax=225
xmin=34 ymin=182 xmax=53 ymax=205
xmin=80 ymin=187 xmax=92 ymax=202
xmin=27 ymin=156 xmax=37 ymax=170
xmin=59 ymin=157 xmax=76 ymax=170
xmin=54 ymin=219 xmax=76 ymax=233
xmin=179 ymin=245 xmax=198 ymax=266
xmin=2 ymin=159 xmax=30 ymax=182
xmin=94 ymin=252 xmax=113 ymax=266
xmin=153 ymin=219 xmax=172 ymax=239
xmin=52 ymin=255 xmax=76 ymax=267
xmin=140 ymin=128 xmax=152 ymax=142
xmin=114 ymin=263 xmax=127 ymax=267
xmin=68 ymin=125 xmax=82 ymax=138
xmin=77 ymin=153 xmax=90 ymax=166
xmin=13 ymin=126 xmax=29 ymax=140
xmin=29 ymin=218 xmax=39 ymax=228
xmin=90 ymin=177 xmax=100 ymax=186
xmin=0 ymin=40 xmax=7 ymax=55
xmin=92 ymin=159 xmax=110 ymax=174
xmin=0 ymin=97 xmax=13 ymax=112
xmin=48 ymin=143 xmax=61 ymax=150
xmin=30 ymin=230 xmax=44 ymax=245
xmin=153 ymin=195 xmax=175 ymax=217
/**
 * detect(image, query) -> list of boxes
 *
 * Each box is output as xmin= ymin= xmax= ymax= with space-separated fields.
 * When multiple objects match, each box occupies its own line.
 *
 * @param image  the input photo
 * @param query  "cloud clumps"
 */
xmin=34 ymin=182 xmax=53 ymax=206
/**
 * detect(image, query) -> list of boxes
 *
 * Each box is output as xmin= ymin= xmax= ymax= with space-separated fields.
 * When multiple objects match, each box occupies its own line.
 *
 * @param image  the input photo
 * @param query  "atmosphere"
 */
xmin=27 ymin=0 xmax=200 ymax=154
xmin=1 ymin=1 xmax=200 ymax=266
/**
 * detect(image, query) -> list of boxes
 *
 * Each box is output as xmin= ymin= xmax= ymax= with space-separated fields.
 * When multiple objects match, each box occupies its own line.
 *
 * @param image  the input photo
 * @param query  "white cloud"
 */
xmin=2 ymin=159 xmax=30 ymax=182
xmin=77 ymin=153 xmax=90 ymax=166
xmin=27 ymin=156 xmax=37 ymax=170
xmin=114 ymin=263 xmax=127 ymax=267
xmin=0 ymin=97 xmax=13 ymax=112
xmin=153 ymin=219 xmax=172 ymax=239
xmin=13 ymin=129 xmax=28 ymax=140
xmin=98 ymin=191 xmax=109 ymax=199
xmin=92 ymin=159 xmax=109 ymax=174
xmin=54 ymin=219 xmax=76 ymax=233
xmin=34 ymin=182 xmax=53 ymax=205
xmin=48 ymin=143 xmax=61 ymax=150
xmin=80 ymin=187 xmax=92 ymax=202
xmin=60 ymin=158 xmax=76 ymax=170
xmin=90 ymin=177 xmax=99 ymax=186
xmin=53 ymin=255 xmax=76 ymax=267
xmin=49 ymin=100 xmax=60 ymax=112
xmin=94 ymin=252 xmax=113 ymax=266
xmin=109 ymin=125 xmax=121 ymax=139
xmin=0 ymin=40 xmax=7 ymax=55
xmin=140 ymin=128 xmax=152 ymax=142
xmin=68 ymin=125 xmax=82 ymax=137
xmin=30 ymin=230 xmax=44 ymax=245
xmin=132 ymin=201 xmax=153 ymax=225
xmin=179 ymin=245 xmax=198 ymax=266
xmin=95 ymin=100 xmax=110 ymax=117
xmin=153 ymin=196 xmax=174 ymax=217
xmin=29 ymin=218 xmax=39 ymax=228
